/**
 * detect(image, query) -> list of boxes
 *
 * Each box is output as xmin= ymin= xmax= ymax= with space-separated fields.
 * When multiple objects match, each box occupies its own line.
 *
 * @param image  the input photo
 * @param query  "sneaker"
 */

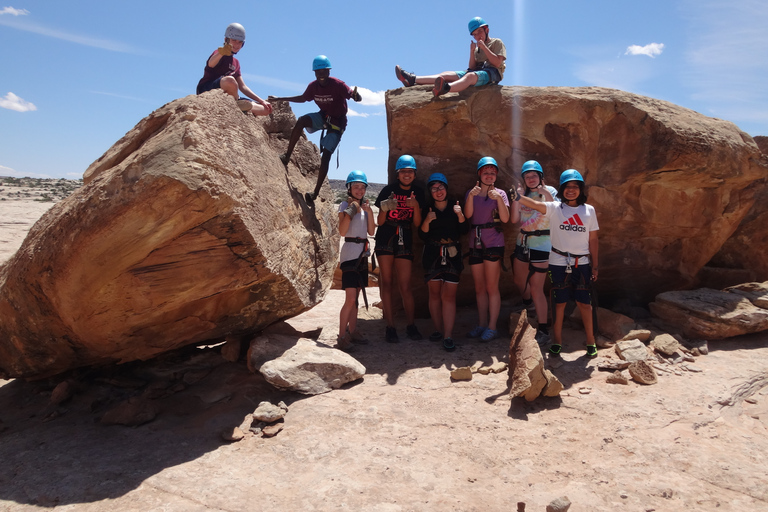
xmin=236 ymin=99 xmax=253 ymax=113
xmin=336 ymin=332 xmax=354 ymax=352
xmin=442 ymin=337 xmax=456 ymax=352
xmin=433 ymin=77 xmax=450 ymax=97
xmin=349 ymin=328 xmax=369 ymax=344
xmin=406 ymin=324 xmax=423 ymax=341
xmin=586 ymin=345 xmax=598 ymax=358
xmin=279 ymin=153 xmax=290 ymax=166
xmin=548 ymin=344 xmax=562 ymax=357
xmin=385 ymin=326 xmax=399 ymax=343
xmin=428 ymin=331 xmax=443 ymax=342
xmin=480 ymin=328 xmax=499 ymax=342
xmin=535 ymin=329 xmax=551 ymax=346
xmin=395 ymin=65 xmax=416 ymax=87
xmin=305 ymin=192 xmax=316 ymax=205
xmin=467 ymin=325 xmax=486 ymax=339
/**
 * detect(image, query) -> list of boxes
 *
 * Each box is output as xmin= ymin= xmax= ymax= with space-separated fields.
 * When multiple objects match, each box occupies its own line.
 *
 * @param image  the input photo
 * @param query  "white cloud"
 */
xmin=0 ymin=92 xmax=37 ymax=112
xmin=359 ymin=146 xmax=377 ymax=150
xmin=0 ymin=164 xmax=18 ymax=174
xmin=0 ymin=17 xmax=139 ymax=53
xmin=625 ymin=43 xmax=664 ymax=58
xmin=355 ymin=87 xmax=385 ymax=106
xmin=0 ymin=6 xmax=29 ymax=15
xmin=242 ymin=74 xmax=306 ymax=93
xmin=348 ymin=108 xmax=369 ymax=118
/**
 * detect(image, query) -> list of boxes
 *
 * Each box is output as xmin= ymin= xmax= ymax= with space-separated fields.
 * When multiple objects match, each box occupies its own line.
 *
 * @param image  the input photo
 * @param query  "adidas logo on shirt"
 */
xmin=560 ymin=213 xmax=587 ymax=232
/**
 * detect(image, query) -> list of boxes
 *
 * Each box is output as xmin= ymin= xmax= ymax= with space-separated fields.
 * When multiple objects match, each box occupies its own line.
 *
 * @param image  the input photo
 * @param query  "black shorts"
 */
xmin=468 ymin=246 xmax=505 ymax=266
xmin=513 ymin=245 xmax=549 ymax=264
xmin=340 ymin=258 xmax=368 ymax=290
xmin=550 ymin=264 xmax=592 ymax=304
xmin=374 ymin=225 xmax=414 ymax=260
xmin=422 ymin=245 xmax=463 ymax=284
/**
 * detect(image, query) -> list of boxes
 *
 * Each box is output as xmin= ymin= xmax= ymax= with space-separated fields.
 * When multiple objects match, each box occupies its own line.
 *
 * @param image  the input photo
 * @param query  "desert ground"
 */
xmin=1 ymin=183 xmax=767 ymax=511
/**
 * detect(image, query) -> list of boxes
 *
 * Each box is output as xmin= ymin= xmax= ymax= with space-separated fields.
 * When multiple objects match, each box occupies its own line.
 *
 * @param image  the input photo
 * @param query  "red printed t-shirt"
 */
xmin=299 ymin=77 xmax=354 ymax=129
xmin=197 ymin=52 xmax=241 ymax=93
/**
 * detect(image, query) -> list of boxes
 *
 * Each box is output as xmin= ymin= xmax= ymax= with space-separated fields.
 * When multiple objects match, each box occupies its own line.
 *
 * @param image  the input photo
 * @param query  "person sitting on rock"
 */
xmin=394 ymin=17 xmax=506 ymax=97
xmin=337 ymin=171 xmax=376 ymax=351
xmin=196 ymin=23 xmax=272 ymax=116
xmin=270 ymin=55 xmax=362 ymax=204
xmin=464 ymin=157 xmax=510 ymax=343
xmin=374 ymin=155 xmax=427 ymax=343
xmin=419 ymin=173 xmax=469 ymax=351
xmin=509 ymin=160 xmax=558 ymax=346
xmin=511 ymin=169 xmax=600 ymax=358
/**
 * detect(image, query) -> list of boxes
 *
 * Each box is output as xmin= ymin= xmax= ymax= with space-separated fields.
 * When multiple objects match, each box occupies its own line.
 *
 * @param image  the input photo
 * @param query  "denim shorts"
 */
xmin=302 ymin=112 xmax=342 ymax=153
xmin=456 ymin=67 xmax=501 ymax=86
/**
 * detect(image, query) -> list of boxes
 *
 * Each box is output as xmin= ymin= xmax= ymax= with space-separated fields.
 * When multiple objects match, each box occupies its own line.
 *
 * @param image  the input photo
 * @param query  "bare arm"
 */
xmin=477 ymin=39 xmax=505 ymax=68
xmin=236 ymin=77 xmax=270 ymax=107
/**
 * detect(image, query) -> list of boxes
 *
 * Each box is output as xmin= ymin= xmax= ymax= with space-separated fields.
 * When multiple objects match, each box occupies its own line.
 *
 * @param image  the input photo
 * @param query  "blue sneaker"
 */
xmin=480 ymin=328 xmax=498 ymax=342
xmin=467 ymin=325 xmax=485 ymax=339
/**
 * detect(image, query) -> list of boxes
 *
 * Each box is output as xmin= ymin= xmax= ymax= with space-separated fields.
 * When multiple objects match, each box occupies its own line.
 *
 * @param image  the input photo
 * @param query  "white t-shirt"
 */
xmin=543 ymin=202 xmax=599 ymax=266
xmin=339 ymin=201 xmax=370 ymax=263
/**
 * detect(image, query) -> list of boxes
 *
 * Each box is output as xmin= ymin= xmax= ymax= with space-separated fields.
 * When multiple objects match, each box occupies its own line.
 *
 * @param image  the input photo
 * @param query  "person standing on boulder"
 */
xmin=419 ymin=173 xmax=469 ymax=351
xmin=509 ymin=160 xmax=558 ymax=345
xmin=511 ymin=169 xmax=600 ymax=358
xmin=196 ymin=23 xmax=272 ymax=116
xmin=374 ymin=155 xmax=427 ymax=343
xmin=394 ymin=17 xmax=506 ymax=97
xmin=269 ymin=55 xmax=363 ymax=204
xmin=465 ymin=157 xmax=510 ymax=342
xmin=337 ymin=171 xmax=376 ymax=351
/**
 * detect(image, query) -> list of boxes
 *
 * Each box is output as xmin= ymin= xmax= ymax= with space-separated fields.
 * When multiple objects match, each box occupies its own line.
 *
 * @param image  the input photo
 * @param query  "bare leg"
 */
xmin=529 ymin=263 xmax=549 ymax=325
xmin=283 ymin=116 xmax=312 ymax=162
xmin=471 ymin=263 xmax=489 ymax=328
xmin=427 ymin=280 xmax=444 ymax=334
xmin=378 ymin=255 xmax=395 ymax=328
xmin=484 ymin=260 xmax=502 ymax=331
xmin=311 ymin=149 xmax=332 ymax=198
xmin=577 ymin=302 xmax=596 ymax=345
xmin=339 ymin=287 xmax=359 ymax=336
xmin=414 ymin=71 xmax=460 ymax=85
xmin=395 ymin=258 xmax=415 ymax=325
xmin=219 ymin=76 xmax=239 ymax=99
xmin=441 ymin=282 xmax=458 ymax=338
xmin=444 ymin=72 xmax=478 ymax=93
xmin=553 ymin=302 xmax=566 ymax=345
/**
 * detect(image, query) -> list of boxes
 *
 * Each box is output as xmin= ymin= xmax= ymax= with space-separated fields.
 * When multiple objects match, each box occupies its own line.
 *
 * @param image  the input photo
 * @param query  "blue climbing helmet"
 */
xmin=477 ymin=156 xmax=498 ymax=173
xmin=346 ymin=170 xmax=368 ymax=187
xmin=468 ymin=17 xmax=488 ymax=34
xmin=521 ymin=160 xmax=543 ymax=176
xmin=312 ymin=55 xmax=332 ymax=71
xmin=427 ymin=173 xmax=448 ymax=187
xmin=395 ymin=154 xmax=417 ymax=172
xmin=559 ymin=169 xmax=584 ymax=186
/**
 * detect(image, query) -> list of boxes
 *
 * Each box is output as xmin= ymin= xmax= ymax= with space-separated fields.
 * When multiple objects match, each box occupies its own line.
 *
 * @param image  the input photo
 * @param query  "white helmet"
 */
xmin=225 ymin=23 xmax=246 ymax=42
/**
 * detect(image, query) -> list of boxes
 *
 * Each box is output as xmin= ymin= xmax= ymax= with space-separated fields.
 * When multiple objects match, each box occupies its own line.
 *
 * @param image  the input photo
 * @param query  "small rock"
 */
xmin=100 ymin=397 xmax=158 ymax=426
xmin=50 ymin=380 xmax=75 ymax=405
xmin=477 ymin=366 xmax=492 ymax=375
xmin=597 ymin=361 xmax=631 ymax=371
xmin=606 ymin=371 xmax=629 ymax=385
xmin=450 ymin=367 xmax=473 ymax=381
xmin=683 ymin=364 xmax=703 ymax=373
xmin=618 ymin=329 xmax=651 ymax=343
xmin=221 ymin=337 xmax=242 ymax=362
xmin=579 ymin=387 xmax=592 ymax=394
xmin=620 ymin=490 xmax=629 ymax=499
xmin=253 ymin=401 xmax=288 ymax=422
xmin=615 ymin=339 xmax=649 ymax=362
xmin=489 ymin=361 xmax=508 ymax=373
xmin=650 ymin=334 xmax=681 ymax=356
xmin=682 ymin=354 xmax=696 ymax=363
xmin=546 ymin=496 xmax=571 ymax=512
xmin=222 ymin=426 xmax=245 ymax=442
xmin=745 ymin=397 xmax=758 ymax=404
xmin=628 ymin=360 xmax=658 ymax=385
xmin=262 ymin=419 xmax=284 ymax=438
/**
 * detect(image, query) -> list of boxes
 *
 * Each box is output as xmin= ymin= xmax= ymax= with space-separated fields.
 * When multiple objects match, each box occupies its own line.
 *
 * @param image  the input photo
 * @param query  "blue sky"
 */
xmin=1 ymin=0 xmax=766 ymax=184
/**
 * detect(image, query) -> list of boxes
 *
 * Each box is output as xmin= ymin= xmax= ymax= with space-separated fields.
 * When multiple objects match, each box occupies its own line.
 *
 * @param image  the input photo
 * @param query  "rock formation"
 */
xmin=386 ymin=86 xmax=766 ymax=307
xmin=508 ymin=310 xmax=562 ymax=400
xmin=0 ymin=91 xmax=338 ymax=379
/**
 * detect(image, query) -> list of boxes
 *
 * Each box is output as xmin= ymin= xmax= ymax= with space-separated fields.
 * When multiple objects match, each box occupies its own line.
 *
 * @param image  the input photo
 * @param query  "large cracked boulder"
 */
xmin=386 ymin=86 xmax=766 ymax=306
xmin=0 ymin=91 xmax=338 ymax=379
xmin=508 ymin=310 xmax=562 ymax=400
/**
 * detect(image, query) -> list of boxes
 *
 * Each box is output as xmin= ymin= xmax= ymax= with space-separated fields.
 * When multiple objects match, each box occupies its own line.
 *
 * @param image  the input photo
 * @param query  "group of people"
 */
xmin=197 ymin=19 xmax=599 ymax=357
xmin=336 ymin=157 xmax=599 ymax=358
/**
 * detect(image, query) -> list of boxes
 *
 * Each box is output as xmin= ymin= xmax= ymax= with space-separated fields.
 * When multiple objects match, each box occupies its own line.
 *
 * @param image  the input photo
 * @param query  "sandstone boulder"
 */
xmin=724 ymin=281 xmax=768 ymax=309
xmin=615 ymin=339 xmax=649 ymax=362
xmin=0 ymin=92 xmax=338 ymax=379
xmin=508 ymin=310 xmax=563 ymax=400
xmin=258 ymin=341 xmax=366 ymax=395
xmin=386 ymin=86 xmax=765 ymax=307
xmin=650 ymin=288 xmax=768 ymax=339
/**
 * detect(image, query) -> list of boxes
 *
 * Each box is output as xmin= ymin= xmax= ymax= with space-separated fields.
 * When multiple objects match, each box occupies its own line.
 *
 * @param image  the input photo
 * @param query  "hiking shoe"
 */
xmin=395 ymin=65 xmax=416 ymax=87
xmin=406 ymin=324 xmax=423 ymax=341
xmin=586 ymin=345 xmax=598 ymax=358
xmin=428 ymin=331 xmax=443 ymax=342
xmin=385 ymin=326 xmax=399 ymax=343
xmin=535 ymin=329 xmax=551 ymax=346
xmin=433 ymin=77 xmax=450 ymax=97
xmin=349 ymin=328 xmax=369 ymax=344
xmin=279 ymin=153 xmax=290 ymax=166
xmin=467 ymin=325 xmax=486 ymax=339
xmin=336 ymin=332 xmax=354 ymax=352
xmin=305 ymin=192 xmax=317 ymax=205
xmin=480 ymin=328 xmax=498 ymax=342
xmin=548 ymin=344 xmax=562 ymax=357
xmin=442 ymin=337 xmax=456 ymax=352
xmin=236 ymin=99 xmax=253 ymax=113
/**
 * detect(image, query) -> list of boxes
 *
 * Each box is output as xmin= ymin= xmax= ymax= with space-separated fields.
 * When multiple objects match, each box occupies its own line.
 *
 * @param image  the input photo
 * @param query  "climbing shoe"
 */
xmin=480 ymin=328 xmax=498 ymax=342
xmin=586 ymin=345 xmax=598 ymax=358
xmin=428 ymin=331 xmax=443 ymax=342
xmin=395 ymin=65 xmax=416 ymax=87
xmin=467 ymin=325 xmax=486 ymax=339
xmin=279 ymin=153 xmax=290 ymax=166
xmin=442 ymin=337 xmax=456 ymax=352
xmin=236 ymin=99 xmax=253 ymax=113
xmin=433 ymin=77 xmax=450 ymax=97
xmin=305 ymin=192 xmax=317 ymax=205
xmin=548 ymin=344 xmax=562 ymax=357
xmin=406 ymin=324 xmax=423 ymax=341
xmin=385 ymin=326 xmax=399 ymax=343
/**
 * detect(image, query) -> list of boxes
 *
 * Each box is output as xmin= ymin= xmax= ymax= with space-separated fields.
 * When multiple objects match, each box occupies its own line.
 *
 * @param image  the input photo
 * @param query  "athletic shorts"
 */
xmin=428 ymin=270 xmax=460 ymax=284
xmin=374 ymin=227 xmax=414 ymax=260
xmin=196 ymin=77 xmax=225 ymax=94
xmin=456 ymin=67 xmax=502 ymax=86
xmin=302 ymin=112 xmax=342 ymax=154
xmin=549 ymin=264 xmax=592 ymax=305
xmin=340 ymin=258 xmax=368 ymax=290
xmin=513 ymin=245 xmax=549 ymax=264
xmin=468 ymin=246 xmax=504 ymax=266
